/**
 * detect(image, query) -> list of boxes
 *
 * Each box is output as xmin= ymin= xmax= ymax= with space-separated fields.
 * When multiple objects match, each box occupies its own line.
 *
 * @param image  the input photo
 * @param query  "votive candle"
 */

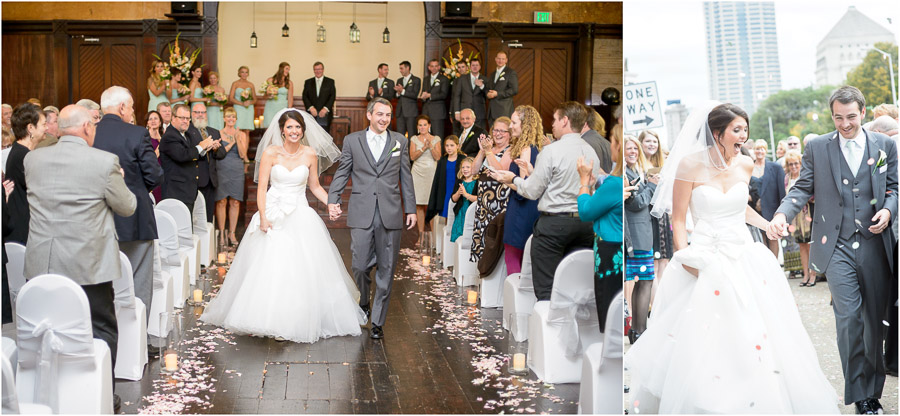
xmin=193 ymin=289 xmax=203 ymax=303
xmin=164 ymin=352 xmax=178 ymax=372
xmin=422 ymin=255 xmax=431 ymax=266
xmin=513 ymin=353 xmax=526 ymax=371
xmin=467 ymin=290 xmax=478 ymax=305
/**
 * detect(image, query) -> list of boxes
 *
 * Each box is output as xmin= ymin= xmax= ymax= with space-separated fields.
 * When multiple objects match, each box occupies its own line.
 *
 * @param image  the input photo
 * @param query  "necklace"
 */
xmin=282 ymin=144 xmax=302 ymax=157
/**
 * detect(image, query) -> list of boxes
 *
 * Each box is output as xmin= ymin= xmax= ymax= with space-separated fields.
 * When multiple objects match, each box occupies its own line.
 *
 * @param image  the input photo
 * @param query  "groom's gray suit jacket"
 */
xmin=775 ymin=128 xmax=897 ymax=274
xmin=328 ymin=129 xmax=416 ymax=229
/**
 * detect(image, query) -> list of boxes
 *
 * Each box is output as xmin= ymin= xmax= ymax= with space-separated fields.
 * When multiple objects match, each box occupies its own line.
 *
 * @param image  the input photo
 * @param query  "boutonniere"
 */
xmin=433 ymin=79 xmax=441 ymax=86
xmin=467 ymin=131 xmax=474 ymax=138
xmin=390 ymin=142 xmax=401 ymax=153
xmin=382 ymin=81 xmax=388 ymax=88
xmin=873 ymin=149 xmax=888 ymax=175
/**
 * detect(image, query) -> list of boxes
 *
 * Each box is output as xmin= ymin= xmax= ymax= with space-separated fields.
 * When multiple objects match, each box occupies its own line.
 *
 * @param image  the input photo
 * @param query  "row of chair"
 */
xmin=432 ymin=200 xmax=622 ymax=414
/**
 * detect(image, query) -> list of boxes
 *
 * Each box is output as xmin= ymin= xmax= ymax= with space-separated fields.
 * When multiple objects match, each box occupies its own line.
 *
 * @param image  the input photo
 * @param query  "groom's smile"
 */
xmin=832 ymin=100 xmax=865 ymax=139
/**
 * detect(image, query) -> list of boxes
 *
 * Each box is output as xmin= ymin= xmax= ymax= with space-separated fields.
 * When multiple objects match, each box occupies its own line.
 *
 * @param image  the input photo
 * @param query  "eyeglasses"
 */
xmin=174 ymin=116 xmax=191 ymax=121
xmin=493 ymin=129 xmax=509 ymax=134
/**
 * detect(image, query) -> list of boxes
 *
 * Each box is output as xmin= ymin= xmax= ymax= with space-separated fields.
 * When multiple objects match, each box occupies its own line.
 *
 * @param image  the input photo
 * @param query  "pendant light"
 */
xmin=282 ymin=2 xmax=290 ymax=37
xmin=250 ymin=3 xmax=258 ymax=48
xmin=382 ymin=3 xmax=390 ymax=43
xmin=349 ymin=3 xmax=360 ymax=43
xmin=316 ymin=2 xmax=326 ymax=43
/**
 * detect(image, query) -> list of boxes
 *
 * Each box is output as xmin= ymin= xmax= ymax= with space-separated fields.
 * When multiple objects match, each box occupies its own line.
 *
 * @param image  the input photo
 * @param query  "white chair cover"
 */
xmin=15 ymin=274 xmax=113 ymax=413
xmin=154 ymin=210 xmax=190 ymax=308
xmin=502 ymin=235 xmax=536 ymax=336
xmin=4 ymin=242 xmax=26 ymax=307
xmin=2 ymin=337 xmax=16 ymax=378
xmin=156 ymin=199 xmax=199 ymax=283
xmin=442 ymin=201 xmax=457 ymax=270
xmin=480 ymin=249 xmax=506 ymax=308
xmin=454 ymin=205 xmax=479 ymax=286
xmin=111 ymin=253 xmax=148 ymax=380
xmin=548 ymin=249 xmax=599 ymax=357
xmin=3 ymin=352 xmax=20 ymax=414
xmin=579 ymin=291 xmax=624 ymax=414
xmin=147 ymin=241 xmax=175 ymax=338
xmin=192 ymin=191 xmax=213 ymax=267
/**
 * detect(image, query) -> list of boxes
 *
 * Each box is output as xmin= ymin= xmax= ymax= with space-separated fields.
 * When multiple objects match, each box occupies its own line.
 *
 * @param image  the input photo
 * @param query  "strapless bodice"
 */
xmin=265 ymin=164 xmax=309 ymax=224
xmin=677 ymin=183 xmax=754 ymax=268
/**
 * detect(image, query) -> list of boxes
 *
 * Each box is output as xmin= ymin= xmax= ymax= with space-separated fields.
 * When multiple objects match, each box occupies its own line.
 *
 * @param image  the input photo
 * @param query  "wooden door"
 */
xmin=71 ymin=36 xmax=144 ymax=119
xmin=508 ymin=41 xmax=575 ymax=133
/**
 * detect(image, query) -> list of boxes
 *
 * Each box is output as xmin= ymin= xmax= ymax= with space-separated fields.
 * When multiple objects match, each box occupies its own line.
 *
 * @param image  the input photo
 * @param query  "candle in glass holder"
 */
xmin=217 ymin=266 xmax=226 ymax=277
xmin=512 ymin=353 xmax=526 ymax=371
xmin=217 ymin=252 xmax=226 ymax=264
xmin=259 ymin=115 xmax=264 ymax=124
xmin=422 ymin=255 xmax=431 ymax=266
xmin=164 ymin=352 xmax=178 ymax=372
xmin=467 ymin=290 xmax=478 ymax=305
xmin=193 ymin=289 xmax=203 ymax=303
xmin=254 ymin=118 xmax=260 ymax=128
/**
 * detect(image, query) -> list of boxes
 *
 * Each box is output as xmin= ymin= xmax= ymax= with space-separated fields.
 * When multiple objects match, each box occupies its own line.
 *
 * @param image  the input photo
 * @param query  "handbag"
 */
xmin=478 ymin=212 xmax=505 ymax=277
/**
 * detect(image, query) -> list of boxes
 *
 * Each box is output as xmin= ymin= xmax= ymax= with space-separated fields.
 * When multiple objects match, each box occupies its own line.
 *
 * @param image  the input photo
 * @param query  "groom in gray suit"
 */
xmin=327 ymin=97 xmax=416 ymax=339
xmin=769 ymin=86 xmax=897 ymax=414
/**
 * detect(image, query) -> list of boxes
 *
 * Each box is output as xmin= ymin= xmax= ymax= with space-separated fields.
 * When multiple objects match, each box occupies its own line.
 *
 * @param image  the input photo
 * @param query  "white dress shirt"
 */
xmin=400 ymin=74 xmax=412 ymax=96
xmin=512 ymin=133 xmax=600 ymax=213
xmin=366 ymin=128 xmax=387 ymax=162
xmin=471 ymin=72 xmax=481 ymax=89
xmin=494 ymin=66 xmax=506 ymax=82
xmin=315 ymin=76 xmax=323 ymax=96
xmin=839 ymin=128 xmax=866 ymax=176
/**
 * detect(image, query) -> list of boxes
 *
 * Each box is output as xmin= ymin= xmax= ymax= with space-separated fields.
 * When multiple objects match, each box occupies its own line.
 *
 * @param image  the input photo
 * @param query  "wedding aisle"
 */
xmin=96 ymin=228 xmax=580 ymax=414
xmin=623 ymin=277 xmax=899 ymax=415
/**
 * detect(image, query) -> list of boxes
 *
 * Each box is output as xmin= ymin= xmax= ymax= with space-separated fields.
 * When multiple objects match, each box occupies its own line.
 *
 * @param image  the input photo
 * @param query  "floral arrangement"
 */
xmin=259 ymin=81 xmax=278 ymax=98
xmin=175 ymin=83 xmax=190 ymax=95
xmin=442 ymin=39 xmax=479 ymax=82
xmin=158 ymin=66 xmax=172 ymax=81
xmin=202 ymin=85 xmax=214 ymax=96
xmin=213 ymin=92 xmax=228 ymax=106
xmin=153 ymin=33 xmax=201 ymax=87
xmin=239 ymin=89 xmax=253 ymax=103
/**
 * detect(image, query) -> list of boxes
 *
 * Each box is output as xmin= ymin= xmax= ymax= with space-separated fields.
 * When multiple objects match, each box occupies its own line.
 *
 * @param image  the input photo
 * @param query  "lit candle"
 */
xmin=422 ymin=255 xmax=431 ymax=266
xmin=467 ymin=290 xmax=478 ymax=305
xmin=254 ymin=118 xmax=260 ymax=128
xmin=217 ymin=252 xmax=226 ymax=264
xmin=513 ymin=353 xmax=526 ymax=371
xmin=217 ymin=266 xmax=226 ymax=278
xmin=193 ymin=289 xmax=203 ymax=303
xmin=164 ymin=352 xmax=178 ymax=372
xmin=259 ymin=115 xmax=264 ymax=124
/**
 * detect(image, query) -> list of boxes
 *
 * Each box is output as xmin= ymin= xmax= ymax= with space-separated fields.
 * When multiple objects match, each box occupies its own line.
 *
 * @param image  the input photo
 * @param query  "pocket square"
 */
xmin=391 ymin=151 xmax=401 ymax=157
xmin=880 ymin=165 xmax=887 ymax=173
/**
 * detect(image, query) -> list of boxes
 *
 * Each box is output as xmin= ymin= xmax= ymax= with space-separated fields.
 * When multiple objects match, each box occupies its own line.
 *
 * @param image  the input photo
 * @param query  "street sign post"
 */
xmin=624 ymin=81 xmax=664 ymax=132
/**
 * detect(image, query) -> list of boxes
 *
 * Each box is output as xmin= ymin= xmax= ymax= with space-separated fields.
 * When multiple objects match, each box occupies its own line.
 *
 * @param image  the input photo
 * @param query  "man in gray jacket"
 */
xmin=24 ymin=104 xmax=136 ymax=412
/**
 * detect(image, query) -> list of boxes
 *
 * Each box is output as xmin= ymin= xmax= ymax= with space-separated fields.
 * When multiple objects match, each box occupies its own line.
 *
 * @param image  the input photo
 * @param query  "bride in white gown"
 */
xmin=625 ymin=103 xmax=839 ymax=413
xmin=201 ymin=109 xmax=366 ymax=343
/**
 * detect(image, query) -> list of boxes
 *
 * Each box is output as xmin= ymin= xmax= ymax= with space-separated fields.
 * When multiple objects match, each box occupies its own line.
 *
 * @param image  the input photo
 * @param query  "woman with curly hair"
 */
xmin=502 ymin=105 xmax=544 ymax=273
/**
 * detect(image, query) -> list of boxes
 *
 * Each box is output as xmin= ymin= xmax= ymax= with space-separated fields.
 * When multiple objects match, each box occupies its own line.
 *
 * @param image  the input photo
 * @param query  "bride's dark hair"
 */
xmin=279 ymin=110 xmax=306 ymax=138
xmin=707 ymin=103 xmax=749 ymax=144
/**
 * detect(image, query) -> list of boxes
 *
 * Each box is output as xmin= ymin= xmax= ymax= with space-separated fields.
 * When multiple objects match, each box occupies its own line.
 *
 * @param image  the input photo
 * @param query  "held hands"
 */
xmin=327 ymin=203 xmax=342 ymax=221
xmin=474 ymin=78 xmax=484 ymax=88
xmin=420 ymin=91 xmax=432 ymax=100
xmin=486 ymin=90 xmax=498 ymax=99
xmin=766 ymin=213 xmax=788 ymax=241
xmin=406 ymin=213 xmax=417 ymax=230
xmin=393 ymin=85 xmax=403 ymax=93
xmin=869 ymin=209 xmax=892 ymax=234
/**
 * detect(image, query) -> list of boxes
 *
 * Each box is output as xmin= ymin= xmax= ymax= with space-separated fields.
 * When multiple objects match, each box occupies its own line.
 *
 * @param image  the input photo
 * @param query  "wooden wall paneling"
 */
xmin=575 ymin=24 xmax=594 ymax=104
xmin=539 ymin=48 xmax=570 ymax=127
xmin=73 ymin=40 xmax=105 ymax=104
xmin=53 ymin=21 xmax=70 ymax=106
xmin=0 ymin=34 xmax=55 ymax=107
xmin=509 ymin=48 xmax=535 ymax=109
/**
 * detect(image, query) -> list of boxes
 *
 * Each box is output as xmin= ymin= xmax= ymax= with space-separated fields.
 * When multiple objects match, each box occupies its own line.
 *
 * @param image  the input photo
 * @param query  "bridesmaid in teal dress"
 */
xmin=262 ymin=62 xmax=293 ymax=126
xmin=205 ymin=71 xmax=226 ymax=130
xmin=189 ymin=66 xmax=209 ymax=110
xmin=228 ymin=65 xmax=256 ymax=133
xmin=147 ymin=60 xmax=169 ymax=112
xmin=168 ymin=72 xmax=189 ymax=105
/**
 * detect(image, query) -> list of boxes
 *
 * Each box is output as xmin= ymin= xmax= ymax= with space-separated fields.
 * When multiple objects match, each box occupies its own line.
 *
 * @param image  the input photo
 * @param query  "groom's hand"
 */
xmin=767 ymin=213 xmax=787 ymax=240
xmin=406 ymin=214 xmax=417 ymax=230
xmin=869 ymin=208 xmax=892 ymax=234
xmin=328 ymin=203 xmax=342 ymax=221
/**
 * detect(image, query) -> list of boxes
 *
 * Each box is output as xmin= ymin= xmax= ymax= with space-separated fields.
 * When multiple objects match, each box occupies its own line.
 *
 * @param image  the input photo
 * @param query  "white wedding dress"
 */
xmin=201 ymin=164 xmax=366 ymax=343
xmin=625 ymin=182 xmax=840 ymax=414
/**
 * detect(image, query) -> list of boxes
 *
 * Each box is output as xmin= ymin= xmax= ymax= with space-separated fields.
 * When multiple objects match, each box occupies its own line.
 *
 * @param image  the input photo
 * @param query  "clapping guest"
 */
xmin=228 ymin=66 xmax=256 ymax=135
xmin=502 ymin=105 xmax=543 ymax=274
xmin=145 ymin=110 xmax=164 ymax=202
xmin=577 ymin=123 xmax=624 ymax=331
xmin=2 ymin=104 xmax=12 ymax=130
xmin=366 ymin=63 xmax=395 ymax=101
xmin=469 ymin=117 xmax=514 ymax=263
xmin=410 ymin=115 xmax=442 ymax=246
xmin=450 ymin=157 xmax=478 ymax=242
xmin=752 ymin=139 xmax=786 ymax=256
xmin=485 ymin=51 xmax=519 ymax=125
xmin=157 ymin=102 xmax=173 ymax=132
xmin=215 ymin=108 xmax=250 ymax=246
xmin=24 ymin=104 xmax=135 ymax=412
xmin=205 ymin=71 xmax=226 ymax=130
xmin=425 ymin=136 xmax=463 ymax=233
xmin=393 ymin=61 xmax=422 ymax=138
xmin=6 ymin=103 xmax=47 ymax=244
xmin=775 ymin=140 xmax=787 ymax=161
xmin=76 ymin=99 xmax=102 ymax=124
xmin=189 ymin=102 xmax=226 ymax=222
xmin=159 ymin=104 xmax=217 ymax=213
xmin=783 ymin=150 xmax=816 ymax=287
xmin=94 ymin=86 xmax=164 ymax=328
xmin=582 ymin=108 xmax=613 ymax=173
xmin=148 ymin=60 xmax=169 ymax=112
xmin=301 ymin=62 xmax=336 ymax=131
xmin=624 ymin=134 xmax=657 ymax=343
xmin=263 ymin=62 xmax=293 ymax=127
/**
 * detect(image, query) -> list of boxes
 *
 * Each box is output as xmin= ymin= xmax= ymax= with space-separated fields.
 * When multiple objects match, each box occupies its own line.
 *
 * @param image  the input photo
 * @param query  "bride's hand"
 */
xmin=683 ymin=265 xmax=699 ymax=277
xmin=259 ymin=218 xmax=272 ymax=233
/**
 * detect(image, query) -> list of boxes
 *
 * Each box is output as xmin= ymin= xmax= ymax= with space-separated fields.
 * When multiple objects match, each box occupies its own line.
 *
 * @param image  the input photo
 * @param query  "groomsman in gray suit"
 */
xmin=420 ymin=59 xmax=450 ymax=140
xmin=486 ymin=51 xmax=519 ymax=126
xmin=769 ymin=86 xmax=897 ymax=415
xmin=366 ymin=63 xmax=396 ymax=101
xmin=452 ymin=58 xmax=487 ymax=131
xmin=24 ymin=105 xmax=136 ymax=412
xmin=327 ymin=97 xmax=416 ymax=339
xmin=393 ymin=61 xmax=421 ymax=138
xmin=450 ymin=60 xmax=470 ymax=134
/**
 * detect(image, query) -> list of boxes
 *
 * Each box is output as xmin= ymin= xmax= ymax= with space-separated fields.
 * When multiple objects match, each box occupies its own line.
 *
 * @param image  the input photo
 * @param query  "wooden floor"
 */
xmin=112 ymin=227 xmax=581 ymax=414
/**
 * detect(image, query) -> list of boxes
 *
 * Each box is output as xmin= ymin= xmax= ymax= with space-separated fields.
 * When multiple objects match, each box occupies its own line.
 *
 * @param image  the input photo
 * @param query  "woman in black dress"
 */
xmin=5 ymin=103 xmax=47 ymax=244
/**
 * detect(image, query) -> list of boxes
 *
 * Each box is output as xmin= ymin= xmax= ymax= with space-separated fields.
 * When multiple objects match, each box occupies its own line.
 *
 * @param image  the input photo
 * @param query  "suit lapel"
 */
xmin=359 ymin=132 xmax=378 ymax=171
xmin=827 ymin=133 xmax=843 ymax=194
xmin=865 ymin=130 xmax=884 ymax=200
xmin=376 ymin=134 xmax=395 ymax=175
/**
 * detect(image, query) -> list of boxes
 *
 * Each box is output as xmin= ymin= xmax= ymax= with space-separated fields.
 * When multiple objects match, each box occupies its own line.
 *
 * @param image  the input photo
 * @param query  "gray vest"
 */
xmin=838 ymin=144 xmax=876 ymax=239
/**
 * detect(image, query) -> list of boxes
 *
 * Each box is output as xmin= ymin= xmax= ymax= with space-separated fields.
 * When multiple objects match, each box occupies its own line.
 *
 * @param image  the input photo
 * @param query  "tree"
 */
xmin=749 ymin=85 xmax=835 ymax=148
xmin=846 ymin=42 xmax=898 ymax=114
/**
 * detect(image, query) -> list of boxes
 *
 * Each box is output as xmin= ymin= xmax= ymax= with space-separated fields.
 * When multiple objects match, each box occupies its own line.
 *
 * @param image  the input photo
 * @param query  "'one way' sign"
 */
xmin=624 ymin=81 xmax=663 ymax=132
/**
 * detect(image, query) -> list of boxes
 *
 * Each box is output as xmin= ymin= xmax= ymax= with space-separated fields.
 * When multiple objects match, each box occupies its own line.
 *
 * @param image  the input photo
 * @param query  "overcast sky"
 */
xmin=624 ymin=0 xmax=899 ymax=137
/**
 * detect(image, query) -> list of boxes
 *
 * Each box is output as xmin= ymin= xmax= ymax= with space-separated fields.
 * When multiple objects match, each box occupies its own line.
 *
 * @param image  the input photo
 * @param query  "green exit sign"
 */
xmin=534 ymin=11 xmax=552 ymax=24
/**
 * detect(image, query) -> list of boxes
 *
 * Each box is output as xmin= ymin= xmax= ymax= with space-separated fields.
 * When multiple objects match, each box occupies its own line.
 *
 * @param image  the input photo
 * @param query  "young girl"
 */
xmin=450 ymin=157 xmax=478 ymax=242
